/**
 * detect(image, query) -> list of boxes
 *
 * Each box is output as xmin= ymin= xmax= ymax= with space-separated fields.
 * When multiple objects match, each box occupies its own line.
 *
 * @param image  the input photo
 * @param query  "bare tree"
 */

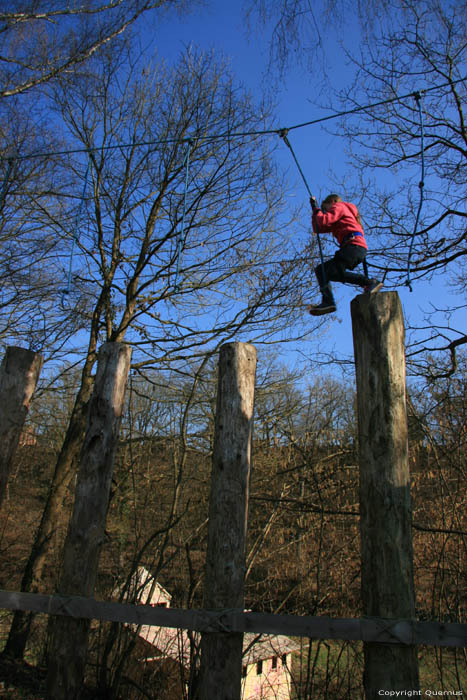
xmin=320 ymin=0 xmax=466 ymax=375
xmin=333 ymin=3 xmax=465 ymax=276
xmin=3 ymin=337 xmax=463 ymax=696
xmin=4 ymin=42 xmax=315 ymax=660
xmin=0 ymin=98 xmax=72 ymax=347
xmin=245 ymin=0 xmax=466 ymax=376
xmin=0 ymin=0 xmax=192 ymax=98
xmin=244 ymin=0 xmax=327 ymax=79
xmin=0 ymin=0 xmax=197 ymax=358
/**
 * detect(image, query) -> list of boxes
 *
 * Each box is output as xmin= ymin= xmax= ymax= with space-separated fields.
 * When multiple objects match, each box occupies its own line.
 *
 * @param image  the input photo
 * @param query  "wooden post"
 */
xmin=351 ymin=292 xmax=420 ymax=697
xmin=47 ymin=342 xmax=132 ymax=700
xmin=198 ymin=342 xmax=257 ymax=700
xmin=0 ymin=346 xmax=43 ymax=508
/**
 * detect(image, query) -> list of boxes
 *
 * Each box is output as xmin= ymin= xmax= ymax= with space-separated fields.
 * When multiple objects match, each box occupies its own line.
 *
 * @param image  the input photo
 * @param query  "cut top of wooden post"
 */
xmin=351 ymin=291 xmax=408 ymax=488
xmin=215 ymin=342 xmax=257 ymax=442
xmin=0 ymin=346 xmax=43 ymax=414
xmin=0 ymin=346 xmax=43 ymax=507
xmin=92 ymin=342 xmax=132 ymax=421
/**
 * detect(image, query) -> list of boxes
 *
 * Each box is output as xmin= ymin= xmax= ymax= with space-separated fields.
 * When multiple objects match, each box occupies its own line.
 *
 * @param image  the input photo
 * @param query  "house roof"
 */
xmin=137 ymin=625 xmax=300 ymax=668
xmin=132 ymin=568 xmax=172 ymax=605
xmin=138 ymin=625 xmax=192 ymax=666
xmin=125 ymin=570 xmax=300 ymax=668
xmin=242 ymin=634 xmax=300 ymax=665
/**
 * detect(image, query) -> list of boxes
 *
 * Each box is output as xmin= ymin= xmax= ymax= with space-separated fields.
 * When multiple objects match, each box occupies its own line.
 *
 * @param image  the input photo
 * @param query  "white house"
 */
xmin=126 ymin=567 xmax=299 ymax=699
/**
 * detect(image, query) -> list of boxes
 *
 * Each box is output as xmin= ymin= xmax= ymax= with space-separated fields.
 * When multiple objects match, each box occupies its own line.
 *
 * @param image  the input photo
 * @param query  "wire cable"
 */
xmin=2 ymin=76 xmax=464 ymax=163
xmin=2 ymin=76 xmax=462 ymax=300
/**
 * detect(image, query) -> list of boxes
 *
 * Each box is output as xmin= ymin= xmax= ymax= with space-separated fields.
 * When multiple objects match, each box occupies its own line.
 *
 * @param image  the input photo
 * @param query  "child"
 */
xmin=308 ymin=194 xmax=382 ymax=316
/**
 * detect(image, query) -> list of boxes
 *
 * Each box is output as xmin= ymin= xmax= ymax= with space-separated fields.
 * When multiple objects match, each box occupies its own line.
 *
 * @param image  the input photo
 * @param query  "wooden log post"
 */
xmin=351 ymin=292 xmax=420 ymax=698
xmin=198 ymin=342 xmax=257 ymax=700
xmin=47 ymin=342 xmax=132 ymax=700
xmin=0 ymin=346 xmax=43 ymax=508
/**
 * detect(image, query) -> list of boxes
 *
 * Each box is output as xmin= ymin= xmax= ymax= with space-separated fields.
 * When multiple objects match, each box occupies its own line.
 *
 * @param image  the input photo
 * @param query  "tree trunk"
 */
xmin=3 ymin=362 xmax=95 ymax=660
xmin=198 ymin=342 xmax=257 ymax=700
xmin=4 ymin=283 xmax=112 ymax=659
xmin=351 ymin=292 xmax=420 ymax=698
xmin=47 ymin=342 xmax=131 ymax=700
xmin=0 ymin=346 xmax=43 ymax=507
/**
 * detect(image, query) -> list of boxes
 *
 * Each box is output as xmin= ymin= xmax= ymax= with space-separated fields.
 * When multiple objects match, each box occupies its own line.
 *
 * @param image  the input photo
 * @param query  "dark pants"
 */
xmin=315 ymin=244 xmax=370 ymax=304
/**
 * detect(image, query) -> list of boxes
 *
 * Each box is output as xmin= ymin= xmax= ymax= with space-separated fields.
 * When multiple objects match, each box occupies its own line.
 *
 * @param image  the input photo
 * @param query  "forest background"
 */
xmin=0 ymin=1 xmax=465 ymax=698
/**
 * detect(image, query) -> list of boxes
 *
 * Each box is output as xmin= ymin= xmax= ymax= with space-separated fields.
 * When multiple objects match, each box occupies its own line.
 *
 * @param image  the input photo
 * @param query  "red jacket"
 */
xmin=312 ymin=201 xmax=367 ymax=250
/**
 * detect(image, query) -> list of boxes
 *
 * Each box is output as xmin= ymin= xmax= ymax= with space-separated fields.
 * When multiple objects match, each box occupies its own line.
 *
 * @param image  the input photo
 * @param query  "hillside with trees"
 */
xmin=0 ymin=0 xmax=465 ymax=697
xmin=1 ymin=356 xmax=465 ymax=697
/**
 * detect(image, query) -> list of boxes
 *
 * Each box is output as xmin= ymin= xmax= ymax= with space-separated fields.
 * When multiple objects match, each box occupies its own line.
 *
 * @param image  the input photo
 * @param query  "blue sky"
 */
xmin=131 ymin=1 xmax=461 ymax=374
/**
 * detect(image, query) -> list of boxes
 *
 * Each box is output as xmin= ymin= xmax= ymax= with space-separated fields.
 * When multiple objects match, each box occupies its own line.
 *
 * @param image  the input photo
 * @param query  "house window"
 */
xmin=242 ymin=665 xmax=247 ymax=678
xmin=282 ymin=654 xmax=287 ymax=667
xmin=256 ymin=660 xmax=263 ymax=675
xmin=271 ymin=656 xmax=277 ymax=670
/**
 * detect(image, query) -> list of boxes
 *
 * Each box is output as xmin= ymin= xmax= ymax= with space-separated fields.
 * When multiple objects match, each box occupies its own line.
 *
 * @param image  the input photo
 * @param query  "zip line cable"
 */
xmin=406 ymin=92 xmax=425 ymax=292
xmin=0 ymin=75 xmax=463 ymax=300
xmin=1 ymin=76 xmax=464 ymax=163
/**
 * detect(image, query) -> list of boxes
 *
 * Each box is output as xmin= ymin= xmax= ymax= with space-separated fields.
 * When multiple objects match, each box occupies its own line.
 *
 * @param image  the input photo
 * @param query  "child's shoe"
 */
xmin=308 ymin=301 xmax=337 ymax=316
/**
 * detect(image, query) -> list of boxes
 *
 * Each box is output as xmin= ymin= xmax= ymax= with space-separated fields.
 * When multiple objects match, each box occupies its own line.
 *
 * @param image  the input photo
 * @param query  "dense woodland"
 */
xmin=0 ymin=354 xmax=465 ymax=697
xmin=0 ymin=0 xmax=465 ymax=697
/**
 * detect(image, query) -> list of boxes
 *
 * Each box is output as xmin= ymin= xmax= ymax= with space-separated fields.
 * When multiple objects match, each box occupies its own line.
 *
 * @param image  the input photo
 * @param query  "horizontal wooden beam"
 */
xmin=0 ymin=590 xmax=465 ymax=649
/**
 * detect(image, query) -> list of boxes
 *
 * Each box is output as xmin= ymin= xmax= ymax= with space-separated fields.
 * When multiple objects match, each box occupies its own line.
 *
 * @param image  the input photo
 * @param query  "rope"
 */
xmin=278 ymin=129 xmax=327 ymax=285
xmin=61 ymin=157 xmax=91 ymax=306
xmin=0 ymin=76 xmax=454 ymax=300
xmin=173 ymin=139 xmax=192 ymax=293
xmin=406 ymin=92 xmax=425 ymax=292
xmin=2 ymin=76 xmax=463 ymax=164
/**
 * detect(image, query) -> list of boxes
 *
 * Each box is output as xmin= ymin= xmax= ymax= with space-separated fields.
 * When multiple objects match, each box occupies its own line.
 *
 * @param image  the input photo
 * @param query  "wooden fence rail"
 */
xmin=0 ymin=590 xmax=465 ymax=649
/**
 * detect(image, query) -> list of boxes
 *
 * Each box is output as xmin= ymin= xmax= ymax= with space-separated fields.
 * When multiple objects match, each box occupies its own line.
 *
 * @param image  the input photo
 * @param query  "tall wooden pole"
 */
xmin=198 ymin=342 xmax=257 ymax=700
xmin=47 ymin=342 xmax=132 ymax=700
xmin=351 ymin=292 xmax=419 ymax=698
xmin=0 ymin=346 xmax=43 ymax=508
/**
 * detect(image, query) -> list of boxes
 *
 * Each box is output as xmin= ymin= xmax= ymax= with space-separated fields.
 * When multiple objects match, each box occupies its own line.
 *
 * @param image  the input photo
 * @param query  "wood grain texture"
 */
xmin=47 ymin=342 xmax=132 ymax=700
xmin=200 ymin=342 xmax=257 ymax=700
xmin=0 ymin=347 xmax=43 ymax=507
xmin=351 ymin=292 xmax=420 ymax=696
xmin=0 ymin=590 xmax=465 ymax=647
